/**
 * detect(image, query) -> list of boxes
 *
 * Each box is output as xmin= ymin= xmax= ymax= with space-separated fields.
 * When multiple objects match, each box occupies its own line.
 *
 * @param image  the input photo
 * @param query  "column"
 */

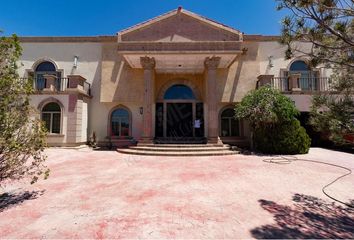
xmin=140 ymin=56 xmax=155 ymax=143
xmin=205 ymin=56 xmax=222 ymax=145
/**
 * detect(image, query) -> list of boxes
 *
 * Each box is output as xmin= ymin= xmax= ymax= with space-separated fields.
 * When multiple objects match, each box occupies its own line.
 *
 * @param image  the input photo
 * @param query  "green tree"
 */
xmin=235 ymin=86 xmax=310 ymax=154
xmin=0 ymin=33 xmax=49 ymax=185
xmin=277 ymin=0 xmax=354 ymax=144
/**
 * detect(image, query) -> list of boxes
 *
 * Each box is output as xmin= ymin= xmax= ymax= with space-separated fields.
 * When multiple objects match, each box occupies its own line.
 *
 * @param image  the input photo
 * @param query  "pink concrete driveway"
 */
xmin=0 ymin=148 xmax=353 ymax=239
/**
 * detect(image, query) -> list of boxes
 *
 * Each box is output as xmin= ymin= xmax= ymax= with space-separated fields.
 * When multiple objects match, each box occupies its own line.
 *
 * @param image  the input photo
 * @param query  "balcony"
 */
xmin=257 ymin=74 xmax=332 ymax=93
xmin=21 ymin=75 xmax=91 ymax=96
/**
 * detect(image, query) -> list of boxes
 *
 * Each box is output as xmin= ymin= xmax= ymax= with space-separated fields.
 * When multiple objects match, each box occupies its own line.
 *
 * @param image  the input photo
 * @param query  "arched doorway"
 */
xmin=155 ymin=84 xmax=204 ymax=139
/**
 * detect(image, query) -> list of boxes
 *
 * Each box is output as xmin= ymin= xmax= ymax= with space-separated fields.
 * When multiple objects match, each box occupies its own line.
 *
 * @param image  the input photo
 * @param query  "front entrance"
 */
xmin=167 ymin=103 xmax=193 ymax=137
xmin=155 ymin=84 xmax=204 ymax=141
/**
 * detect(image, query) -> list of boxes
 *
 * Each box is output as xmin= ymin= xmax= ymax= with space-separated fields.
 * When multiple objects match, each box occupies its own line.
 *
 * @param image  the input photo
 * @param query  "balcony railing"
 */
xmin=257 ymin=75 xmax=332 ymax=92
xmin=20 ymin=76 xmax=91 ymax=96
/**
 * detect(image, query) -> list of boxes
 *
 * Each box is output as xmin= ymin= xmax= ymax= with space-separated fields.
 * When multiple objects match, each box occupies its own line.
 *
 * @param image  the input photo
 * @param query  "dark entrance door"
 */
xmin=166 ymin=103 xmax=193 ymax=137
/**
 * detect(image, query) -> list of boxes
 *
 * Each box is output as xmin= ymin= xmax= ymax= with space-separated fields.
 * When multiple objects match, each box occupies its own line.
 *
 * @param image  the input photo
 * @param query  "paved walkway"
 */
xmin=0 ymin=148 xmax=353 ymax=239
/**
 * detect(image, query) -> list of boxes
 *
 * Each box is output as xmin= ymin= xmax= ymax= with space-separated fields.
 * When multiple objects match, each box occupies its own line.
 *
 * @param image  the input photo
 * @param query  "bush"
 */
xmin=254 ymin=119 xmax=311 ymax=154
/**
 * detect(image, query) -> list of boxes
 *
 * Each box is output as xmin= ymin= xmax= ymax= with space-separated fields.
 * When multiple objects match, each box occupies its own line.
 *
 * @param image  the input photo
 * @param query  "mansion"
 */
xmin=17 ymin=8 xmax=332 ymax=148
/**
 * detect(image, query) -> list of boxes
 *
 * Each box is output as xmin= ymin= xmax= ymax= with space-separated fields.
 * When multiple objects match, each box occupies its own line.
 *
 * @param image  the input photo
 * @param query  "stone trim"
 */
xmin=118 ymin=41 xmax=242 ymax=52
xmin=37 ymin=97 xmax=65 ymax=112
xmin=243 ymin=35 xmax=281 ymax=41
xmin=117 ymin=8 xmax=242 ymax=39
xmin=19 ymin=36 xmax=116 ymax=43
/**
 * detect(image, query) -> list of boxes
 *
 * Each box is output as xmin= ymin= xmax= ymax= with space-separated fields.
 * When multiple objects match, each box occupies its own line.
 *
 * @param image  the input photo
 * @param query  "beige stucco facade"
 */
xmin=17 ymin=8 xmax=331 ymax=147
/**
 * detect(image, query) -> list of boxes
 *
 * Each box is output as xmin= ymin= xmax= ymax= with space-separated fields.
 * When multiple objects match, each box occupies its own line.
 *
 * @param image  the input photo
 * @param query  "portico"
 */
xmin=116 ymin=8 xmax=243 ymax=144
xmin=119 ymin=53 xmax=242 ymax=144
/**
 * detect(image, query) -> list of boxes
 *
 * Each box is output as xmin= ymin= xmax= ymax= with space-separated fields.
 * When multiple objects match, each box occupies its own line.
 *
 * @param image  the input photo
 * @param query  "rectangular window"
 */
xmin=231 ymin=119 xmax=240 ymax=136
xmin=42 ymin=113 xmax=51 ymax=132
xmin=221 ymin=119 xmax=230 ymax=137
xmin=52 ymin=113 xmax=61 ymax=134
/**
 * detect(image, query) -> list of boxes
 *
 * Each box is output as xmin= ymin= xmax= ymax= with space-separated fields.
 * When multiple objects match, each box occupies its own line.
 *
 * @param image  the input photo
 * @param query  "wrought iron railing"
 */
xmin=270 ymin=77 xmax=331 ymax=92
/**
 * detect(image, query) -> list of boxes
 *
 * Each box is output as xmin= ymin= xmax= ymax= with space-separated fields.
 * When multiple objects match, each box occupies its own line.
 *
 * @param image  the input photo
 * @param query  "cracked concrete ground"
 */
xmin=0 ymin=148 xmax=353 ymax=239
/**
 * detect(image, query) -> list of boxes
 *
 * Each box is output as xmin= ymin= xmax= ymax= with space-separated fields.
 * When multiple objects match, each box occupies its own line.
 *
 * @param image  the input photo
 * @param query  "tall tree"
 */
xmin=277 ymin=0 xmax=354 ymax=144
xmin=0 ymin=33 xmax=49 ymax=185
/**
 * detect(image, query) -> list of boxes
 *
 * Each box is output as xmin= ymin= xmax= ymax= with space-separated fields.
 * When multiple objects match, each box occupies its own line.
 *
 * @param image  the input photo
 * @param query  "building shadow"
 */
xmin=251 ymin=194 xmax=354 ymax=239
xmin=0 ymin=190 xmax=44 ymax=213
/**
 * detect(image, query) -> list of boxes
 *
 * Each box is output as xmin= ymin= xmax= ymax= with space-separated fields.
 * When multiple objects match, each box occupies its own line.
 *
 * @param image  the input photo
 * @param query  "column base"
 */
xmin=207 ymin=136 xmax=223 ymax=146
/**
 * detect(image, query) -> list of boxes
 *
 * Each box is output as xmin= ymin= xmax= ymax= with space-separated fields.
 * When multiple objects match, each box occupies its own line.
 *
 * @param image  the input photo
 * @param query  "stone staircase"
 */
xmin=117 ymin=144 xmax=239 ymax=156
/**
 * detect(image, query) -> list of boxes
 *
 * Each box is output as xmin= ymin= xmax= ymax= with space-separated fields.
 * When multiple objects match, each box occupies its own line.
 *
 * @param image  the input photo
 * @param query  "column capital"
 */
xmin=140 ymin=56 xmax=156 ymax=70
xmin=204 ymin=56 xmax=221 ymax=70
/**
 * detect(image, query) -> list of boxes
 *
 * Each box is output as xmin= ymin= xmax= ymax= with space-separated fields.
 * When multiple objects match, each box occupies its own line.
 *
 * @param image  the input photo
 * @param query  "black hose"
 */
xmin=263 ymin=156 xmax=354 ymax=208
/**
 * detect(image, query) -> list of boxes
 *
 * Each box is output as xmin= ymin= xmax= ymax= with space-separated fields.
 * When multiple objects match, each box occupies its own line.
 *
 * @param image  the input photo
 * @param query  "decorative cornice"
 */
xmin=243 ymin=35 xmax=280 ymax=42
xmin=117 ymin=8 xmax=242 ymax=38
xmin=204 ymin=56 xmax=221 ymax=69
xmin=18 ymin=36 xmax=116 ymax=43
xmin=140 ymin=57 xmax=156 ymax=69
xmin=117 ymin=41 xmax=242 ymax=52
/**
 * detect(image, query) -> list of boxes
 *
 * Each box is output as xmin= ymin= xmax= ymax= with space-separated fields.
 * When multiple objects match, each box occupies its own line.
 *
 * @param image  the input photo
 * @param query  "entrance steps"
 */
xmin=117 ymin=144 xmax=239 ymax=156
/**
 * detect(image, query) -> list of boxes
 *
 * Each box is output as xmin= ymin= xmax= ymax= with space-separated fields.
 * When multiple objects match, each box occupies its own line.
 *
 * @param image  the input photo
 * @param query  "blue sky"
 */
xmin=1 ymin=0 xmax=288 ymax=36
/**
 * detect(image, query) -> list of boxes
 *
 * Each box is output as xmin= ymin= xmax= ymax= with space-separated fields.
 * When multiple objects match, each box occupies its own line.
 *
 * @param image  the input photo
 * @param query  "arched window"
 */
xmin=111 ymin=108 xmax=130 ymax=137
xmin=289 ymin=60 xmax=309 ymax=71
xmin=36 ymin=61 xmax=56 ymax=72
xmin=220 ymin=108 xmax=240 ymax=137
xmin=34 ymin=61 xmax=61 ymax=90
xmin=164 ymin=84 xmax=196 ymax=100
xmin=42 ymin=102 xmax=61 ymax=134
xmin=288 ymin=60 xmax=318 ymax=90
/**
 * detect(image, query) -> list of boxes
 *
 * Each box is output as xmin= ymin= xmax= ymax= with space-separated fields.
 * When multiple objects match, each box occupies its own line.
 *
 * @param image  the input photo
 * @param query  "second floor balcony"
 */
xmin=22 ymin=75 xmax=91 ymax=96
xmin=257 ymin=74 xmax=332 ymax=93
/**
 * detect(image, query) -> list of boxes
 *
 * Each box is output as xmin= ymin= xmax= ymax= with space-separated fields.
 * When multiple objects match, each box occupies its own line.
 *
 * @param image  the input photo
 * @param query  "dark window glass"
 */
xmin=289 ymin=61 xmax=309 ymax=71
xmin=36 ymin=61 xmax=56 ymax=72
xmin=231 ymin=119 xmax=240 ymax=136
xmin=42 ymin=102 xmax=61 ymax=134
xmin=164 ymin=84 xmax=196 ymax=100
xmin=43 ymin=102 xmax=61 ymax=111
xmin=120 ymin=117 xmax=130 ymax=136
xmin=221 ymin=119 xmax=230 ymax=136
xmin=221 ymin=108 xmax=235 ymax=118
xmin=111 ymin=108 xmax=130 ymax=137
xmin=42 ymin=113 xmax=51 ymax=132
xmin=52 ymin=113 xmax=61 ymax=134
xmin=289 ymin=61 xmax=319 ymax=90
xmin=35 ymin=62 xmax=61 ymax=91
xmin=221 ymin=108 xmax=240 ymax=137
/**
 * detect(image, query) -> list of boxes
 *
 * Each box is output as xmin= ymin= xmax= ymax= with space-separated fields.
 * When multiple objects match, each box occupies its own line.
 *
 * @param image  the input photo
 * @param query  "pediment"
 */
xmin=118 ymin=8 xmax=242 ymax=42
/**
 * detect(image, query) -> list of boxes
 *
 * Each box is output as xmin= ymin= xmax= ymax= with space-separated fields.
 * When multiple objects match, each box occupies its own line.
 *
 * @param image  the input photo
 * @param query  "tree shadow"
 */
xmin=251 ymin=194 xmax=354 ymax=239
xmin=0 ymin=190 xmax=44 ymax=213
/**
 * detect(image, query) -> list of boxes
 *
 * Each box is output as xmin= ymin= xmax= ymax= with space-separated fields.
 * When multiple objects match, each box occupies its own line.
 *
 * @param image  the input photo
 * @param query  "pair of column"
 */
xmin=140 ymin=56 xmax=221 ymax=145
